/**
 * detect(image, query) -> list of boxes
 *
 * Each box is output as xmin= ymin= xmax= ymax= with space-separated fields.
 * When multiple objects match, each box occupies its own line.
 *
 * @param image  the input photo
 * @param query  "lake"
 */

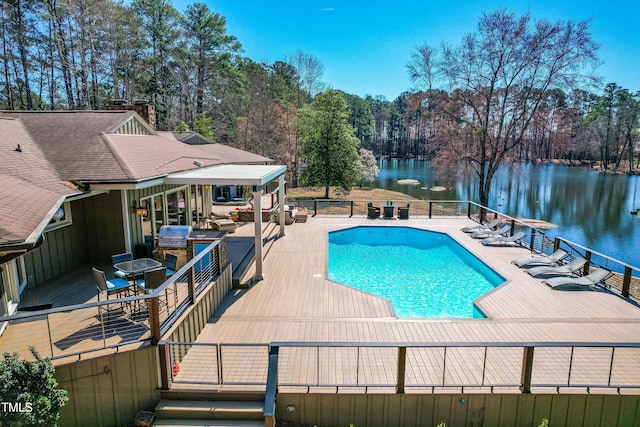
xmin=365 ymin=159 xmax=640 ymax=269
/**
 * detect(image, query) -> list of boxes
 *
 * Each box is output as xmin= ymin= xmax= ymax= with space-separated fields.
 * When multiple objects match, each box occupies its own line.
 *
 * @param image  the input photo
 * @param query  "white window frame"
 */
xmin=45 ymin=201 xmax=72 ymax=232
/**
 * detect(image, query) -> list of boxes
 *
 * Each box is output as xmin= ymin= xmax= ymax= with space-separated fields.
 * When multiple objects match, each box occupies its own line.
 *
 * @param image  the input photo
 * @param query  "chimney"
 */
xmin=107 ymin=99 xmax=156 ymax=130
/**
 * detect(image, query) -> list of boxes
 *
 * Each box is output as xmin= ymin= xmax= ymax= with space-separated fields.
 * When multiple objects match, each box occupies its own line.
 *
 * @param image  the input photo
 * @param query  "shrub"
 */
xmin=0 ymin=347 xmax=68 ymax=426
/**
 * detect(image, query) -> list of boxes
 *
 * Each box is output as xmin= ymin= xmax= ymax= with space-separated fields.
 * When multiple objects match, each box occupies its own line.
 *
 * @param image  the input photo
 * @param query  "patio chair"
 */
xmin=398 ymin=204 xmax=410 ymax=219
xmin=526 ymin=257 xmax=588 ymax=278
xmin=164 ymin=253 xmax=178 ymax=277
xmin=512 ymin=249 xmax=568 ymax=268
xmin=93 ymin=267 xmax=131 ymax=307
xmin=461 ymin=218 xmax=501 ymax=233
xmin=135 ymin=267 xmax=167 ymax=293
xmin=111 ymin=252 xmax=133 ymax=279
xmin=470 ymin=224 xmax=510 ymax=239
xmin=136 ymin=267 xmax=171 ymax=308
xmin=481 ymin=231 xmax=526 ymax=246
xmin=543 ymin=268 xmax=611 ymax=289
xmin=367 ymin=202 xmax=381 ymax=219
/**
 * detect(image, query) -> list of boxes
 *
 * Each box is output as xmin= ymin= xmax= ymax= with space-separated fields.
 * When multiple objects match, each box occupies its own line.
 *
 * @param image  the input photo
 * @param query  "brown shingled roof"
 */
xmin=0 ymin=110 xmax=133 ymax=181
xmin=1 ymin=111 xmax=272 ymax=183
xmin=0 ymin=118 xmax=78 ymax=244
xmin=103 ymin=132 xmax=272 ymax=180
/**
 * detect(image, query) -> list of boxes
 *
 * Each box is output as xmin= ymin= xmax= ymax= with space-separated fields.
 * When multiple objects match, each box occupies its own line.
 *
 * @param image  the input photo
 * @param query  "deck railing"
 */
xmin=293 ymin=198 xmax=640 ymax=302
xmin=160 ymin=340 xmax=640 ymax=394
xmin=0 ymin=240 xmax=225 ymax=362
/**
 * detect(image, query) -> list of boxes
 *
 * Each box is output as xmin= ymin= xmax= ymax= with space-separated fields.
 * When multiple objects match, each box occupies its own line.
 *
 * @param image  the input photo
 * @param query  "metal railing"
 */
xmin=301 ymin=198 xmax=640 ymax=302
xmin=160 ymin=341 xmax=640 ymax=394
xmin=0 ymin=240 xmax=225 ymax=362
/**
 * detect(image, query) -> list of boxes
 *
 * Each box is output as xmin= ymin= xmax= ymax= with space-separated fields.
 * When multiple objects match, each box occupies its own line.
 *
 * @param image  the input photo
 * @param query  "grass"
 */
xmin=285 ymin=186 xmax=463 ymax=217
xmin=286 ymin=186 xmax=417 ymax=202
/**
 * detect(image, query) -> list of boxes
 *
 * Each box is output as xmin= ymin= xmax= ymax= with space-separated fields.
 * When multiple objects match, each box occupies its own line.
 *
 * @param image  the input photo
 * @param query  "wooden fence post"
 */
xmin=623 ymin=267 xmax=632 ymax=297
xmin=397 ymin=346 xmax=407 ymax=394
xmin=157 ymin=341 xmax=171 ymax=390
xmin=148 ymin=297 xmax=161 ymax=344
xmin=520 ymin=346 xmax=534 ymax=393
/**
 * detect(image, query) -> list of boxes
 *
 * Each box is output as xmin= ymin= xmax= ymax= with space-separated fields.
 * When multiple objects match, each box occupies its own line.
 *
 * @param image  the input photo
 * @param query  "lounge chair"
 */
xmin=481 ymin=231 xmax=526 ymax=246
xmin=543 ymin=268 xmax=611 ymax=289
xmin=470 ymin=224 xmax=510 ymax=239
xmin=526 ymin=257 xmax=587 ymax=278
xmin=512 ymin=249 xmax=568 ymax=268
xmin=461 ymin=218 xmax=501 ymax=233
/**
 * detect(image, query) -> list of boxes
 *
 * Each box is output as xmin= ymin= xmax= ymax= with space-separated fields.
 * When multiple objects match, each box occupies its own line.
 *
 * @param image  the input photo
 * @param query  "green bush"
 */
xmin=0 ymin=347 xmax=68 ymax=426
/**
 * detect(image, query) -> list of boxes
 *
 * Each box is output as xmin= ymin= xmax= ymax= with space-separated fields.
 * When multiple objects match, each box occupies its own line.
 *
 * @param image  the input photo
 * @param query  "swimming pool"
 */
xmin=328 ymin=226 xmax=505 ymax=318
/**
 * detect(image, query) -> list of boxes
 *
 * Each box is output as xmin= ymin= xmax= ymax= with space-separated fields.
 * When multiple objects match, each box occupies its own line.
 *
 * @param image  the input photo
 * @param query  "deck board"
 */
xmin=177 ymin=216 xmax=640 ymax=390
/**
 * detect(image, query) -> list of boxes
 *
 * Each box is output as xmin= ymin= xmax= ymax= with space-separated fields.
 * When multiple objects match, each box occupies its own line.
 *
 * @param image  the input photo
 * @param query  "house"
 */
xmin=0 ymin=109 xmax=282 ymax=319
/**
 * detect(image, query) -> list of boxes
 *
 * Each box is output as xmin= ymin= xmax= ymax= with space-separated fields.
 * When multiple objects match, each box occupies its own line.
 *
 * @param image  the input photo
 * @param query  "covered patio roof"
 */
xmin=165 ymin=164 xmax=286 ymax=187
xmin=165 ymin=163 xmax=287 ymax=282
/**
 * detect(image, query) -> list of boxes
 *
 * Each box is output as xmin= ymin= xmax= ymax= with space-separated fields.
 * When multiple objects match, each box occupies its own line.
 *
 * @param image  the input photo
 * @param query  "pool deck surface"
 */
xmin=174 ymin=216 xmax=640 ymax=391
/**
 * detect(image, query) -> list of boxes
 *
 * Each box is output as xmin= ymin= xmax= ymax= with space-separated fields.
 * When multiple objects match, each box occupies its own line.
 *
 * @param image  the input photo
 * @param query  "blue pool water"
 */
xmin=328 ymin=227 xmax=505 ymax=318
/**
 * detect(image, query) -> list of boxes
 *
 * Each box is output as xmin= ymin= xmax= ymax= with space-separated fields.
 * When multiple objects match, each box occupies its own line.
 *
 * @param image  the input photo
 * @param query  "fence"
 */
xmin=160 ymin=341 xmax=640 ymax=395
xmin=0 ymin=240 xmax=226 ymax=362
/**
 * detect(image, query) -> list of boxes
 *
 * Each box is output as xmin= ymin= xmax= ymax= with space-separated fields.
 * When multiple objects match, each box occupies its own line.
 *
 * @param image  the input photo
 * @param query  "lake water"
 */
xmin=365 ymin=159 xmax=640 ymax=269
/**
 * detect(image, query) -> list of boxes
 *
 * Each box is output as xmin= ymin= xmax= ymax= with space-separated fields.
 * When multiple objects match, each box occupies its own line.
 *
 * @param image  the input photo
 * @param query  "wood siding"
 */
xmin=22 ymin=191 xmax=126 ymax=289
xmin=55 ymin=346 xmax=160 ymax=427
xmin=277 ymin=393 xmax=640 ymax=427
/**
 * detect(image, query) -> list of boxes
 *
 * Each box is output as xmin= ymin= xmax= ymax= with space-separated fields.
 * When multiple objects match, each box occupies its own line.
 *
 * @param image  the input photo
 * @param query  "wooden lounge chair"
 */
xmin=512 ymin=249 xmax=568 ymax=268
xmin=461 ymin=218 xmax=501 ymax=233
xmin=470 ymin=224 xmax=510 ymax=239
xmin=543 ymin=268 xmax=611 ymax=289
xmin=526 ymin=257 xmax=588 ymax=278
xmin=481 ymin=231 xmax=525 ymax=246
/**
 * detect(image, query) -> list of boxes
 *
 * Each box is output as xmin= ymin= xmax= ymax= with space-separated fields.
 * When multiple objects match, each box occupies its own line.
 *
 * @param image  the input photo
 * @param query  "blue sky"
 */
xmin=171 ymin=0 xmax=639 ymax=100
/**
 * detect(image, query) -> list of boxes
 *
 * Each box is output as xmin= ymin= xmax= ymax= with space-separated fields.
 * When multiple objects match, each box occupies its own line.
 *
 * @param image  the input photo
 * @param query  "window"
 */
xmin=46 ymin=202 xmax=72 ymax=231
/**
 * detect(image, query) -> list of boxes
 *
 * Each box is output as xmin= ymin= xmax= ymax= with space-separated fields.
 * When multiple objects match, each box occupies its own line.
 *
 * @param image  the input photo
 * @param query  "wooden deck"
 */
xmin=172 ymin=216 xmax=640 ymax=391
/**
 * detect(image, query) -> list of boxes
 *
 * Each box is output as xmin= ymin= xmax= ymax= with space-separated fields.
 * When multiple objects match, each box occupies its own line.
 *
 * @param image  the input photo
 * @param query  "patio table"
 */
xmin=382 ymin=204 xmax=397 ymax=218
xmin=114 ymin=258 xmax=163 ymax=313
xmin=114 ymin=258 xmax=162 ymax=276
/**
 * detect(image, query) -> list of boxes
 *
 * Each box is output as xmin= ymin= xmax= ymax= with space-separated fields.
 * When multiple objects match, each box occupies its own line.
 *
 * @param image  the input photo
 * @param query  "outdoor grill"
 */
xmin=158 ymin=225 xmax=193 ymax=248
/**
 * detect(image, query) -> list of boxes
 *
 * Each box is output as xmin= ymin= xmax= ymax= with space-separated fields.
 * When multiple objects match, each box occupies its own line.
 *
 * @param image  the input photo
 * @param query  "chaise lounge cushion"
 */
xmin=213 ymin=219 xmax=237 ymax=233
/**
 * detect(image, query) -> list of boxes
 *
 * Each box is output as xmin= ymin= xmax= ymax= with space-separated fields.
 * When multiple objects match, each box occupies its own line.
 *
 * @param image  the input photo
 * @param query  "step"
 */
xmin=154 ymin=400 xmax=263 ymax=421
xmin=152 ymin=420 xmax=264 ymax=427
xmin=159 ymin=390 xmax=265 ymax=401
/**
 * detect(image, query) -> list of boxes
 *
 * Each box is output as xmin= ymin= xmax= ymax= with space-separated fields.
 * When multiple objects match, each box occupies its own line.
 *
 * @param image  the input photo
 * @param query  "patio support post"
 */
xmin=253 ymin=189 xmax=264 ymax=280
xmin=278 ymin=174 xmax=285 ymax=236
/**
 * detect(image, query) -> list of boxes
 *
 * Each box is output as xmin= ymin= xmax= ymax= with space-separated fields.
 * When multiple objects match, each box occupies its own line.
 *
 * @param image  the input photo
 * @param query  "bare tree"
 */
xmin=409 ymin=9 xmax=599 ymax=210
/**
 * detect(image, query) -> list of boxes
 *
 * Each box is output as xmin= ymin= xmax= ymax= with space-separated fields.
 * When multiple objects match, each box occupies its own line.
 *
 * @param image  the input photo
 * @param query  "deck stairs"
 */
xmin=151 ymin=391 xmax=265 ymax=427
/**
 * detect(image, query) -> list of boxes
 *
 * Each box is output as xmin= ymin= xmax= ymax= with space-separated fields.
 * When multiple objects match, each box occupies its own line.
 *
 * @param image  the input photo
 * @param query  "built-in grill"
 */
xmin=158 ymin=225 xmax=193 ymax=248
